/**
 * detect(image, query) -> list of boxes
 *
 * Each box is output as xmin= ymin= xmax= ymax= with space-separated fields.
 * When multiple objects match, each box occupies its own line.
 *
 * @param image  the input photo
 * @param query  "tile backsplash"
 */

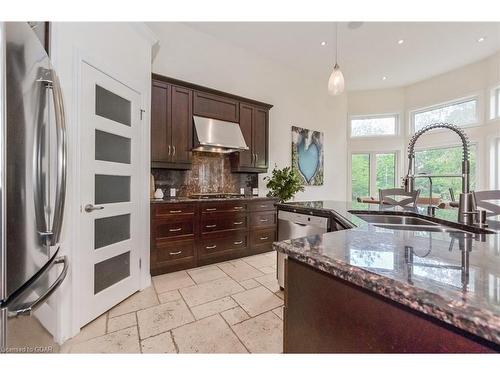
xmin=151 ymin=152 xmax=258 ymax=197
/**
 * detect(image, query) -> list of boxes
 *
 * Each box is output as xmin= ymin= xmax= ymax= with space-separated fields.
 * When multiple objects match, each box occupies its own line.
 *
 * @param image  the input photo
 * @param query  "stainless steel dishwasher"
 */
xmin=277 ymin=210 xmax=330 ymax=288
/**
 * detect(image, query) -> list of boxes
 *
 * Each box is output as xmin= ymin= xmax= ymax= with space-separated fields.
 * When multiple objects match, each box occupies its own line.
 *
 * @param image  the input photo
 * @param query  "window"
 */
xmin=351 ymin=154 xmax=370 ymax=200
xmin=351 ymin=152 xmax=397 ymax=200
xmin=350 ymin=114 xmax=398 ymax=138
xmin=376 ymin=153 xmax=396 ymax=191
xmin=411 ymin=97 xmax=478 ymax=133
xmin=414 ymin=144 xmax=477 ymax=199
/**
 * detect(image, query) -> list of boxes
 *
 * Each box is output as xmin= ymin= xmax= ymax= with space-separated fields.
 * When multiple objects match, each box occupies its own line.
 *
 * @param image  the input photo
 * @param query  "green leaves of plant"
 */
xmin=264 ymin=166 xmax=305 ymax=203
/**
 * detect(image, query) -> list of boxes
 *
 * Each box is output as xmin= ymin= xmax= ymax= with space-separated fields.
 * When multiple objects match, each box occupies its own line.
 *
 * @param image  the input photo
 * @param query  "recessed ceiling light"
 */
xmin=477 ymin=37 xmax=485 ymax=43
xmin=382 ymin=76 xmax=387 ymax=81
xmin=320 ymin=41 xmax=327 ymax=46
xmin=397 ymin=39 xmax=404 ymax=45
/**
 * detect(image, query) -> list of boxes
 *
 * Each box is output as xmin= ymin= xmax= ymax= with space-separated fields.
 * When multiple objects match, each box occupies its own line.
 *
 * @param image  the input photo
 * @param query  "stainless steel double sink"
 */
xmin=351 ymin=212 xmax=493 ymax=234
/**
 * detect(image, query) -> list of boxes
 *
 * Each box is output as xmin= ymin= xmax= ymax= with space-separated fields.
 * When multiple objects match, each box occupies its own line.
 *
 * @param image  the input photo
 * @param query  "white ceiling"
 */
xmin=182 ymin=22 xmax=500 ymax=91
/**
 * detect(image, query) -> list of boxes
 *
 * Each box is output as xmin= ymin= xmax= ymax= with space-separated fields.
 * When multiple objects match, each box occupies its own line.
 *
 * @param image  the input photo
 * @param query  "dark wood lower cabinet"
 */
xmin=150 ymin=198 xmax=278 ymax=275
xmin=284 ymin=258 xmax=499 ymax=353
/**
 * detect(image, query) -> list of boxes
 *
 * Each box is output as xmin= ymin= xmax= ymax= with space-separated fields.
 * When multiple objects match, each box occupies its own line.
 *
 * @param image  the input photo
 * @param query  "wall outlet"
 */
xmin=252 ymin=188 xmax=259 ymax=196
xmin=170 ymin=188 xmax=176 ymax=197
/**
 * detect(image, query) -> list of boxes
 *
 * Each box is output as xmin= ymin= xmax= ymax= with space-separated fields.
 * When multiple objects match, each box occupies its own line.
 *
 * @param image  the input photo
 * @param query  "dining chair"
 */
xmin=473 ymin=190 xmax=500 ymax=217
xmin=379 ymin=188 xmax=420 ymax=208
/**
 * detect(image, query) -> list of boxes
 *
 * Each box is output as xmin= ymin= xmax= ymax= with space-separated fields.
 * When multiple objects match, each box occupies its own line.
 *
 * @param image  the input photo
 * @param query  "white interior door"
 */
xmin=79 ymin=62 xmax=142 ymax=326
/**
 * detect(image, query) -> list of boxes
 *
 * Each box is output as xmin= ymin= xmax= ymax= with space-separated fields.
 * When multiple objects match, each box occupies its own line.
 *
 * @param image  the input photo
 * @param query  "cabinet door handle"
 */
xmin=259 ymin=219 xmax=269 ymax=222
xmin=172 ymin=145 xmax=176 ymax=157
xmin=169 ymin=210 xmax=182 ymax=213
xmin=255 ymin=153 xmax=258 ymax=163
xmin=169 ymin=251 xmax=182 ymax=255
xmin=234 ymin=206 xmax=244 ymax=210
xmin=206 ymin=224 xmax=217 ymax=228
xmin=233 ymin=241 xmax=243 ymax=245
xmin=259 ymin=236 xmax=269 ymax=241
xmin=233 ymin=221 xmax=244 ymax=225
xmin=206 ymin=245 xmax=217 ymax=249
xmin=260 ymin=205 xmax=268 ymax=208
xmin=168 ymin=145 xmax=171 ymax=156
xmin=206 ymin=208 xmax=217 ymax=211
xmin=169 ymin=228 xmax=182 ymax=232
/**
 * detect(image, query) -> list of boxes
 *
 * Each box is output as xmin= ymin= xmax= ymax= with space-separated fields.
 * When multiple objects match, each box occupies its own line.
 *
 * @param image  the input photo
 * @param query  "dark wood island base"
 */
xmin=284 ymin=258 xmax=499 ymax=353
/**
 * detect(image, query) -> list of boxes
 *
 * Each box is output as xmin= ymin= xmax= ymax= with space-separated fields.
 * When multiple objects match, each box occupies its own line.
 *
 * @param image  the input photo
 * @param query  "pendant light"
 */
xmin=328 ymin=22 xmax=345 ymax=95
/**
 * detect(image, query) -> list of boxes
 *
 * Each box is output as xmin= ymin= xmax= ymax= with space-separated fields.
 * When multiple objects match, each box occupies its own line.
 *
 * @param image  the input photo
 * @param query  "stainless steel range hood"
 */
xmin=192 ymin=115 xmax=249 ymax=153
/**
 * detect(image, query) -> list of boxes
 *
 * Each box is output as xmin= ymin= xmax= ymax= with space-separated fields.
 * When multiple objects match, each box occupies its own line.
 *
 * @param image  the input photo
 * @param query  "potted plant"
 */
xmin=264 ymin=166 xmax=304 ymax=203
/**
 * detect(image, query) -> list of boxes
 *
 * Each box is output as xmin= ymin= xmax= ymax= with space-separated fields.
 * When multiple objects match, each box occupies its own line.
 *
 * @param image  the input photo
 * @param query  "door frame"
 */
xmin=68 ymin=50 xmax=151 ymax=338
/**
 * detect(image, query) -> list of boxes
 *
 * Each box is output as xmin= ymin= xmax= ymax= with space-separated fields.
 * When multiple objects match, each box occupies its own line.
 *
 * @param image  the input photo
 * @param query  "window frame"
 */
xmin=409 ymin=95 xmax=480 ymax=135
xmin=348 ymin=113 xmax=400 ymax=139
xmin=490 ymin=85 xmax=500 ymax=120
xmin=494 ymin=137 xmax=500 ymax=189
xmin=349 ymin=150 xmax=400 ymax=200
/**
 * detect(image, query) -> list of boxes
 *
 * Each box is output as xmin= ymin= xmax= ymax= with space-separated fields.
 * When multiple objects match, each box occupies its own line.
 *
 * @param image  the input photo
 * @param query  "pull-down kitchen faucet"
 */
xmin=403 ymin=123 xmax=477 ymax=225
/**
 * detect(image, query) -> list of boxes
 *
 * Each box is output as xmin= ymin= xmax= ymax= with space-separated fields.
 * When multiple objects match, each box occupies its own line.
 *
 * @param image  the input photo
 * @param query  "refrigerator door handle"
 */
xmin=33 ymin=68 xmax=51 ymax=242
xmin=48 ymin=70 xmax=67 ymax=246
xmin=6 ymin=254 xmax=69 ymax=317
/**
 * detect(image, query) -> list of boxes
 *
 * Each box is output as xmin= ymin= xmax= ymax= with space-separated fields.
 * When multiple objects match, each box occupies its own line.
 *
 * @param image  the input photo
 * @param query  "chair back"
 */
xmin=379 ymin=188 xmax=420 ymax=208
xmin=474 ymin=190 xmax=500 ymax=217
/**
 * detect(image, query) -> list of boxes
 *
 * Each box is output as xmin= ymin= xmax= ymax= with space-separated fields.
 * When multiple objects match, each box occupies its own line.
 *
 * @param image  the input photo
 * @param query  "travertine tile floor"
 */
xmin=61 ymin=251 xmax=284 ymax=353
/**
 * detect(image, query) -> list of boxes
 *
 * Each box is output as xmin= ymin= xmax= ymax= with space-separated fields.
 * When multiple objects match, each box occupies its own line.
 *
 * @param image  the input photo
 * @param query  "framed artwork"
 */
xmin=291 ymin=126 xmax=324 ymax=186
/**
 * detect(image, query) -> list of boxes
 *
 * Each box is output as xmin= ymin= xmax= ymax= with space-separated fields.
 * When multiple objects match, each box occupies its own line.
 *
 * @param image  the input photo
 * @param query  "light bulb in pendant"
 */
xmin=328 ymin=63 xmax=345 ymax=96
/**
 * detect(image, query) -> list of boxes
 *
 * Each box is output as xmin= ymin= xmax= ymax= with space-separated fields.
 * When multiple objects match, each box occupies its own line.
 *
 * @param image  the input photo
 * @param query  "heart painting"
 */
xmin=291 ymin=126 xmax=324 ymax=186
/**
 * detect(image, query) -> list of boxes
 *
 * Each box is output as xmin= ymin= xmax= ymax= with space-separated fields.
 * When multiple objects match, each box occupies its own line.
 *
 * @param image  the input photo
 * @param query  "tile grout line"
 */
xmin=169 ymin=330 xmax=180 ymax=354
xmin=218 ymin=312 xmax=251 ymax=354
xmin=135 ymin=320 xmax=143 ymax=354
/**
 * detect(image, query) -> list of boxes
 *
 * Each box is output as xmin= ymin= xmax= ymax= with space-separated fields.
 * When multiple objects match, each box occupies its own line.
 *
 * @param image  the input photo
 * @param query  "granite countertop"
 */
xmin=151 ymin=196 xmax=277 ymax=204
xmin=273 ymin=200 xmax=500 ymax=346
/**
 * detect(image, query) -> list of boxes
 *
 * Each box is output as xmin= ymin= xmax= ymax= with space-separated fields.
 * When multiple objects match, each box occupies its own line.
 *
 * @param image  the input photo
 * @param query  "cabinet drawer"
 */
xmin=198 ymin=232 xmax=248 ymax=258
xmin=200 ymin=201 xmax=247 ymax=213
xmin=193 ymin=91 xmax=239 ymax=123
xmin=251 ymin=228 xmax=276 ymax=246
xmin=154 ymin=218 xmax=195 ymax=241
xmin=201 ymin=212 xmax=247 ymax=233
xmin=250 ymin=211 xmax=277 ymax=228
xmin=248 ymin=200 xmax=276 ymax=212
xmin=157 ymin=240 xmax=195 ymax=263
xmin=153 ymin=203 xmax=196 ymax=218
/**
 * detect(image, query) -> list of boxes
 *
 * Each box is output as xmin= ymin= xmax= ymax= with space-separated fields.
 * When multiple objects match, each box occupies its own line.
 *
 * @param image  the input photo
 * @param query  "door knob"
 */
xmin=84 ymin=204 xmax=104 ymax=213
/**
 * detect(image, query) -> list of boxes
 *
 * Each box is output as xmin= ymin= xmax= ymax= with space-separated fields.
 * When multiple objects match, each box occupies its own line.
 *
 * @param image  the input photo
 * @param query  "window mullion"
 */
xmin=369 ymin=152 xmax=377 ymax=198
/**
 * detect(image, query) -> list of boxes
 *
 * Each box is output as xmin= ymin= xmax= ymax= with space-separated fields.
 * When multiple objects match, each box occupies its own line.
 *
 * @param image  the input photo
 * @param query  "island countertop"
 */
xmin=273 ymin=200 xmax=500 ymax=347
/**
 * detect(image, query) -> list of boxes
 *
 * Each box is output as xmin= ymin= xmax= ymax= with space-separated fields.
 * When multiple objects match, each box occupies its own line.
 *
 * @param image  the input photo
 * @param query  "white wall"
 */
xmin=50 ymin=22 xmax=155 ymax=343
xmin=347 ymin=52 xmax=500 ymax=196
xmin=149 ymin=23 xmax=348 ymax=202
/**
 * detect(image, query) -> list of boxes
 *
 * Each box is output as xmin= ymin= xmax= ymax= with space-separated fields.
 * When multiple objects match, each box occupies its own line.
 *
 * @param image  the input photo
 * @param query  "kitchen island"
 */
xmin=273 ymin=201 xmax=500 ymax=353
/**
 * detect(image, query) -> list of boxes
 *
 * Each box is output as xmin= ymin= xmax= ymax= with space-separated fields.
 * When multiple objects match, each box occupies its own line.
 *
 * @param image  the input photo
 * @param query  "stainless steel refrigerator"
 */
xmin=0 ymin=22 xmax=68 ymax=353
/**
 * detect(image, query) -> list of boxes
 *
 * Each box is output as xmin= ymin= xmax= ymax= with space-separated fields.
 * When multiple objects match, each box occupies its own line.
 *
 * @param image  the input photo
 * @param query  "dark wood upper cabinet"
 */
xmin=253 ymin=107 xmax=268 ymax=170
xmin=193 ymin=91 xmax=239 ymax=123
xmin=230 ymin=103 xmax=269 ymax=173
xmin=151 ymin=80 xmax=170 ymax=164
xmin=170 ymin=85 xmax=193 ymax=166
xmin=238 ymin=103 xmax=255 ymax=168
xmin=151 ymin=79 xmax=192 ymax=169
xmin=151 ymin=74 xmax=271 ymax=172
